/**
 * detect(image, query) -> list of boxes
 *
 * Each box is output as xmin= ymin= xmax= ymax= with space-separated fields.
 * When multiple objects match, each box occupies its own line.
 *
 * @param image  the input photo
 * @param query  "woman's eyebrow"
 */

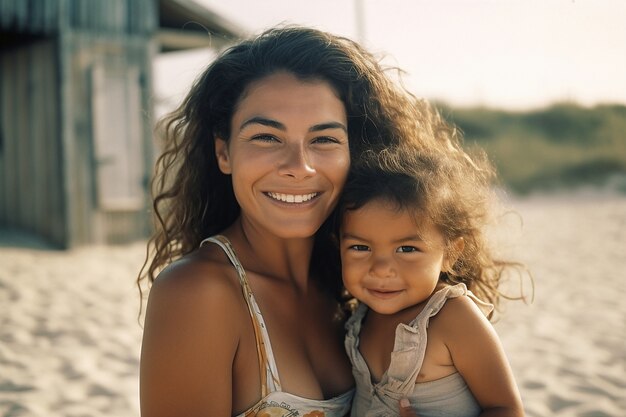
xmin=239 ymin=117 xmax=347 ymax=133
xmin=309 ymin=122 xmax=347 ymax=133
xmin=240 ymin=116 xmax=284 ymax=131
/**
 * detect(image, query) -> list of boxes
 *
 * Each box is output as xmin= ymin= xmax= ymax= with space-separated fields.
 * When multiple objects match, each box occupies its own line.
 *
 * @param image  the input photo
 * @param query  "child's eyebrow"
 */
xmin=341 ymin=233 xmax=423 ymax=243
xmin=388 ymin=235 xmax=424 ymax=244
xmin=341 ymin=232 xmax=366 ymax=241
xmin=393 ymin=235 xmax=423 ymax=243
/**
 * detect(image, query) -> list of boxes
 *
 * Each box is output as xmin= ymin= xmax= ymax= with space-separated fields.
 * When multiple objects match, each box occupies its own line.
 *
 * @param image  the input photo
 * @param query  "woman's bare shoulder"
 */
xmin=140 ymin=248 xmax=246 ymax=416
xmin=151 ymin=245 xmax=241 ymax=300
xmin=144 ymin=246 xmax=246 ymax=338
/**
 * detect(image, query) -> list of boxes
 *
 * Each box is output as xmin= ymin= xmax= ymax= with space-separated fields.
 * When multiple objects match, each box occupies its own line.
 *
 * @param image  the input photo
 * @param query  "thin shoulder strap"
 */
xmin=200 ymin=235 xmax=281 ymax=395
xmin=386 ymin=284 xmax=470 ymax=395
xmin=408 ymin=283 xmax=494 ymax=325
xmin=384 ymin=284 xmax=495 ymax=395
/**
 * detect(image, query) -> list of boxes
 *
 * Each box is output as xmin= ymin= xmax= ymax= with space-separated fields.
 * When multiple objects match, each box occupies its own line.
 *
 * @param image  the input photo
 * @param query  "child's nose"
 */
xmin=370 ymin=256 xmax=395 ymax=278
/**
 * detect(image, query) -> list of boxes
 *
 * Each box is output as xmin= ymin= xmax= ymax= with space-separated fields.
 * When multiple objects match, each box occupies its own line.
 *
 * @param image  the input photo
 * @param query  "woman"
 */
xmin=138 ymin=26 xmax=445 ymax=417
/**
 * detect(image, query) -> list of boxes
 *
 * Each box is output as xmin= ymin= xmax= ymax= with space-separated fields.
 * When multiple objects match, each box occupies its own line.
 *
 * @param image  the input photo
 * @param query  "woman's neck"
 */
xmin=223 ymin=217 xmax=316 ymax=292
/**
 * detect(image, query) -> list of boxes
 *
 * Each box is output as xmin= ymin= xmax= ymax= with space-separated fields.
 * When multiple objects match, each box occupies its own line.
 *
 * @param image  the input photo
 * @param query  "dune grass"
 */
xmin=440 ymin=103 xmax=626 ymax=194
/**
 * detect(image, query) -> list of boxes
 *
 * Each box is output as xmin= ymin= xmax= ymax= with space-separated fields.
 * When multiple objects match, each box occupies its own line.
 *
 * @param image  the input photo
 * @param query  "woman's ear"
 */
xmin=214 ymin=138 xmax=232 ymax=174
xmin=444 ymin=237 xmax=465 ymax=272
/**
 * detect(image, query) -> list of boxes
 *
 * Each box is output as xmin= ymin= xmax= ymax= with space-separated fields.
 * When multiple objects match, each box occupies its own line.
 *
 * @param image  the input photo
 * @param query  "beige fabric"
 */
xmin=345 ymin=284 xmax=492 ymax=417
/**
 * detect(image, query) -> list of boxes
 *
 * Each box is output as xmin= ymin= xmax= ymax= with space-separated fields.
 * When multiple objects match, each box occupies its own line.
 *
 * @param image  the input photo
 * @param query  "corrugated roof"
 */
xmin=159 ymin=0 xmax=245 ymax=52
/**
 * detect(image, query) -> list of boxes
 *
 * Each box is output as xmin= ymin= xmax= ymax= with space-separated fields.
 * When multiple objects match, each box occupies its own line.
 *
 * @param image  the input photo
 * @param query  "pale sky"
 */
xmin=154 ymin=0 xmax=626 ymax=112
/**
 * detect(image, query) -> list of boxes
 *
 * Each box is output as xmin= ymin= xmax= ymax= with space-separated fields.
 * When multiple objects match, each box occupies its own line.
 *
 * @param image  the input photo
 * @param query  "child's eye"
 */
xmin=396 ymin=246 xmax=418 ymax=253
xmin=349 ymin=244 xmax=370 ymax=252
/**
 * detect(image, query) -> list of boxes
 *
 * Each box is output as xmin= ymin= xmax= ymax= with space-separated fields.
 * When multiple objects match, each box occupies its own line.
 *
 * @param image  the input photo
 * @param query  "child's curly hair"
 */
xmin=338 ymin=132 xmax=529 ymax=316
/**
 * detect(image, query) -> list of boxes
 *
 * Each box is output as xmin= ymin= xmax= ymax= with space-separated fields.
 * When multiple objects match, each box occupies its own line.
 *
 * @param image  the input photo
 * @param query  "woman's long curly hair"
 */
xmin=338 ymin=134 xmax=530 ymax=317
xmin=138 ymin=25 xmax=459 ymax=303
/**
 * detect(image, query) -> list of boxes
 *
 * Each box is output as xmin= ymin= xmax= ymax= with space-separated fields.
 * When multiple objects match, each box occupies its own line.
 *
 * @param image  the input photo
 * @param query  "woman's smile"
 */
xmin=215 ymin=72 xmax=350 ymax=239
xmin=265 ymin=191 xmax=320 ymax=204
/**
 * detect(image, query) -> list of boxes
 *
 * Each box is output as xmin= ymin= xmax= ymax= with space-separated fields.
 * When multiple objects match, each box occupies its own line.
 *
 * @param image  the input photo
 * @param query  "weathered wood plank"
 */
xmin=29 ymin=0 xmax=43 ymax=33
xmin=42 ymin=40 xmax=64 ymax=244
xmin=1 ymin=0 xmax=158 ymax=35
xmin=0 ymin=51 xmax=7 ymax=225
xmin=31 ymin=41 xmax=56 ymax=238
xmin=28 ymin=43 xmax=41 ymax=231
xmin=17 ymin=46 xmax=31 ymax=229
xmin=0 ymin=0 xmax=13 ymax=28
xmin=42 ymin=0 xmax=59 ymax=33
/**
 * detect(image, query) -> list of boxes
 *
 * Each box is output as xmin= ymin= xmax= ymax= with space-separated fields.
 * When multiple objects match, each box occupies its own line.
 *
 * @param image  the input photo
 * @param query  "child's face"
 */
xmin=340 ymin=199 xmax=448 ymax=315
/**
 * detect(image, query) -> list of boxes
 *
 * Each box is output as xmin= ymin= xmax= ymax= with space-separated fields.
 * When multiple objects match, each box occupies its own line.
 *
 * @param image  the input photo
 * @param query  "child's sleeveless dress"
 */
xmin=345 ymin=284 xmax=494 ymax=417
xmin=201 ymin=235 xmax=354 ymax=417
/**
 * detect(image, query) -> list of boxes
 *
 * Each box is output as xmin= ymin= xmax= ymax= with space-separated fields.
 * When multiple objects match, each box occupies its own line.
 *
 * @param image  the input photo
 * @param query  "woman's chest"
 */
xmin=254 ymin=284 xmax=354 ymax=397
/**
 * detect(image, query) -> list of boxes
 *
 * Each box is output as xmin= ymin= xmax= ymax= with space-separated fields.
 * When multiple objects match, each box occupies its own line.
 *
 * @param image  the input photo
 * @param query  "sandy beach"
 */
xmin=1 ymin=192 xmax=625 ymax=417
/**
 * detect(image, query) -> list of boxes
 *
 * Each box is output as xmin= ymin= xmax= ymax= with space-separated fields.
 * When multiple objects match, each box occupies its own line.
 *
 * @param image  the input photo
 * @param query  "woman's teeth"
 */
xmin=267 ymin=192 xmax=318 ymax=203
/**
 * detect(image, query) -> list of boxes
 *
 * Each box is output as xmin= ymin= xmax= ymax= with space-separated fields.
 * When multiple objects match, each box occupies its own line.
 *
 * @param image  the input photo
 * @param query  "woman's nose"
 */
xmin=278 ymin=142 xmax=315 ymax=179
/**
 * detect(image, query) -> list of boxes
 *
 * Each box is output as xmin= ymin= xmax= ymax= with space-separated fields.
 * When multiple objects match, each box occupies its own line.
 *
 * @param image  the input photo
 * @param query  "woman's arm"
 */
xmin=140 ymin=260 xmax=242 ymax=417
xmin=442 ymin=296 xmax=524 ymax=417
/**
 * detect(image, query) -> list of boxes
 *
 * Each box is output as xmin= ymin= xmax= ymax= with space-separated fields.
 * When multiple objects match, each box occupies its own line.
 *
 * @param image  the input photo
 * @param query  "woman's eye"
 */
xmin=313 ymin=136 xmax=340 ymax=144
xmin=397 ymin=246 xmax=418 ymax=253
xmin=349 ymin=244 xmax=370 ymax=252
xmin=251 ymin=134 xmax=279 ymax=143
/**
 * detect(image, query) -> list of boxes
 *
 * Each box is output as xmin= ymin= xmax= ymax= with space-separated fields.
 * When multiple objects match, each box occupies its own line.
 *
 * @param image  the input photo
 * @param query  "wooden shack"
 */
xmin=0 ymin=0 xmax=242 ymax=247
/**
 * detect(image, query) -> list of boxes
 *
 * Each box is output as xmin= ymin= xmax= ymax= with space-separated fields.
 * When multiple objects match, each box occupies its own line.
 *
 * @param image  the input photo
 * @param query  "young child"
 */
xmin=339 ymin=145 xmax=526 ymax=417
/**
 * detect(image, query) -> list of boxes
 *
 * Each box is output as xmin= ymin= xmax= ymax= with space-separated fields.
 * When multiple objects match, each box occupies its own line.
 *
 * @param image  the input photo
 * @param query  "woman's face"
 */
xmin=215 ymin=72 xmax=350 ymax=239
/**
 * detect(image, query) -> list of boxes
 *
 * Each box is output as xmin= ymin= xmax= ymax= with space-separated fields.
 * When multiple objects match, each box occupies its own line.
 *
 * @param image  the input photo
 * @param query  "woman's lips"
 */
xmin=265 ymin=191 xmax=319 ymax=203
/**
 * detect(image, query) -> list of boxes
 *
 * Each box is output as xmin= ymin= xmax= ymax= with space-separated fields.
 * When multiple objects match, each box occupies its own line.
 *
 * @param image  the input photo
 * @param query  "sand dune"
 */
xmin=1 ymin=193 xmax=625 ymax=417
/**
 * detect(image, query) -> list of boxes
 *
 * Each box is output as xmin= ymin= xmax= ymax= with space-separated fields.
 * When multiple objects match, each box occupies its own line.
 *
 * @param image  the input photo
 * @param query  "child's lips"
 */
xmin=367 ymin=288 xmax=403 ymax=299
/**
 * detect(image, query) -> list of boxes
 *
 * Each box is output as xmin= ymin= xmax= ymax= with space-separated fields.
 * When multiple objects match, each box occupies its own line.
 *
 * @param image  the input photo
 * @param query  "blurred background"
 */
xmin=1 ymin=0 xmax=625 ymax=248
xmin=1 ymin=1 xmax=625 ymax=417
xmin=159 ymin=0 xmax=626 ymax=194
xmin=166 ymin=0 xmax=626 ymax=191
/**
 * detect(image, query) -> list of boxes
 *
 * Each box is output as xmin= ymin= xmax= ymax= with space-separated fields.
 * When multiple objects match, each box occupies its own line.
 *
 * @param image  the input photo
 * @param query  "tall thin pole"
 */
xmin=354 ymin=0 xmax=366 ymax=43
